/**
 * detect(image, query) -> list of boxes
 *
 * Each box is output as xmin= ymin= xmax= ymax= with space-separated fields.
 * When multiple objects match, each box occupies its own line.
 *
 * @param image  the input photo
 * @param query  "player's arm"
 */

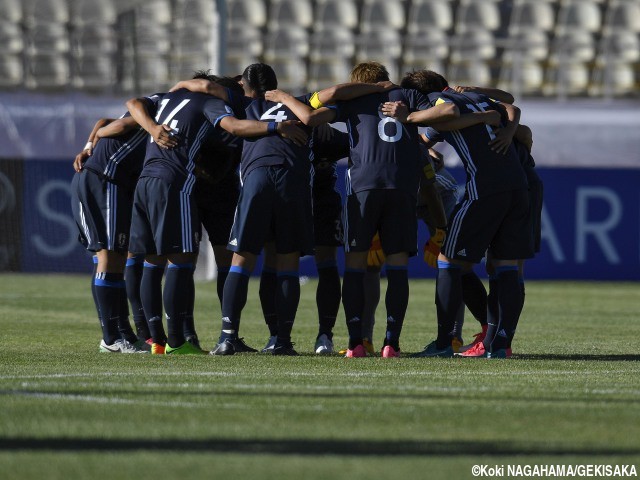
xmin=313 ymin=81 xmax=396 ymax=106
xmin=125 ymin=97 xmax=179 ymax=149
xmin=95 ymin=116 xmax=139 ymax=140
xmin=218 ymin=116 xmax=308 ymax=146
xmin=453 ymin=85 xmax=515 ymax=104
xmin=73 ymin=118 xmax=115 ymax=172
xmin=489 ymin=102 xmax=521 ymax=155
xmin=429 ymin=110 xmax=501 ymax=132
xmin=380 ymin=101 xmax=459 ymax=125
xmin=514 ymin=124 xmax=533 ymax=152
xmin=265 ymin=89 xmax=336 ymax=127
xmin=168 ymin=78 xmax=230 ymax=103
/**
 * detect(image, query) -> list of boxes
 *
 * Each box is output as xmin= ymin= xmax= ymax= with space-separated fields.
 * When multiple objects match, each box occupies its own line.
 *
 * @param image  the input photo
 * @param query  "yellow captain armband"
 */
xmin=422 ymin=161 xmax=436 ymax=181
xmin=309 ymin=92 xmax=324 ymax=110
xmin=434 ymin=98 xmax=447 ymax=106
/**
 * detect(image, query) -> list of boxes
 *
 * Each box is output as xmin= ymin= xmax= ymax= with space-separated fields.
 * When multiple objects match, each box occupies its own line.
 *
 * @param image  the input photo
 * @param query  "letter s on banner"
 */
xmin=31 ymin=180 xmax=78 ymax=257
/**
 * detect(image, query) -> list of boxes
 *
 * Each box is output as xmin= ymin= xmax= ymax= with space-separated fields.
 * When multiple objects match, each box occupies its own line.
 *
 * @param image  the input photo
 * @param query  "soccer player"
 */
xmin=266 ymin=61 xmax=460 ymax=358
xmin=126 ymin=69 xmax=302 ymax=355
xmin=70 ymin=103 xmax=176 ymax=353
xmin=384 ymin=70 xmax=532 ymax=358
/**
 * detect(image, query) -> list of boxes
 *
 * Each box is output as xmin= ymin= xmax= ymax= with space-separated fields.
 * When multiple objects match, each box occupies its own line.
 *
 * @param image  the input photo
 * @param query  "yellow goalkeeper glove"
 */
xmin=423 ymin=228 xmax=446 ymax=268
xmin=367 ymin=232 xmax=386 ymax=267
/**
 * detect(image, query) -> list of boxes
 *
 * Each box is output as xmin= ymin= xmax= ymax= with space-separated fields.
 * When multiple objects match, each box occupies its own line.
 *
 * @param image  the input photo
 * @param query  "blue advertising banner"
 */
xmin=10 ymin=159 xmax=640 ymax=280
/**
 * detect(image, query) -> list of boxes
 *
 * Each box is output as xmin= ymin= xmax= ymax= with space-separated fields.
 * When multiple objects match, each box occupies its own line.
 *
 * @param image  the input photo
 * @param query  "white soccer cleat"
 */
xmin=261 ymin=335 xmax=277 ymax=353
xmin=314 ymin=334 xmax=334 ymax=355
xmin=99 ymin=339 xmax=148 ymax=353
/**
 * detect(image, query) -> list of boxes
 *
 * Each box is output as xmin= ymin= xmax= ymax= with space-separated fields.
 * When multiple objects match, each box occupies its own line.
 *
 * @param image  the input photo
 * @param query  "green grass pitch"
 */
xmin=1 ymin=273 xmax=639 ymax=479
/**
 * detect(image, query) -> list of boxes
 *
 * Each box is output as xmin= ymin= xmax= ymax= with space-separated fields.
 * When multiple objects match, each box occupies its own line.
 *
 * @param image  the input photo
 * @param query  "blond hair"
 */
xmin=350 ymin=62 xmax=390 ymax=83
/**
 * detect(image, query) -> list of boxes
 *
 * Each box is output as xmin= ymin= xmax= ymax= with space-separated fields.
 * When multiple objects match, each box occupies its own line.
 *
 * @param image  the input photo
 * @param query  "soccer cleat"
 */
xmin=99 ymin=339 xmax=148 ymax=354
xmin=451 ymin=337 xmax=464 ymax=353
xmin=165 ymin=341 xmax=206 ymax=355
xmin=458 ymin=326 xmax=488 ymax=353
xmin=458 ymin=342 xmax=487 ymax=358
xmin=145 ymin=338 xmax=153 ymax=346
xmin=381 ymin=345 xmax=400 ymax=358
xmin=314 ymin=334 xmax=334 ymax=354
xmin=411 ymin=341 xmax=454 ymax=358
xmin=185 ymin=335 xmax=204 ymax=351
xmin=506 ymin=348 xmax=513 ymax=358
xmin=261 ymin=335 xmax=277 ymax=353
xmin=487 ymin=348 xmax=508 ymax=359
xmin=273 ymin=341 xmax=299 ymax=356
xmin=363 ymin=337 xmax=375 ymax=355
xmin=345 ymin=344 xmax=367 ymax=358
xmin=133 ymin=339 xmax=151 ymax=352
xmin=209 ymin=337 xmax=258 ymax=356
xmin=151 ymin=343 xmax=165 ymax=355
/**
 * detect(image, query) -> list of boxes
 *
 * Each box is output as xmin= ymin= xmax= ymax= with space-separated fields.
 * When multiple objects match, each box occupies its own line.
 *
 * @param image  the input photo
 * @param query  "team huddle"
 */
xmin=70 ymin=60 xmax=542 ymax=358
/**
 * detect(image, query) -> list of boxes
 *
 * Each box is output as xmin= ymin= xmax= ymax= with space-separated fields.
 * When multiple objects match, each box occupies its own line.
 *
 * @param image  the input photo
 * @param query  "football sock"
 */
xmin=125 ymin=255 xmax=150 ymax=340
xmin=384 ymin=266 xmax=408 ymax=351
xmin=182 ymin=265 xmax=197 ymax=339
xmin=487 ymin=266 xmax=520 ymax=352
xmin=94 ymin=272 xmax=124 ymax=345
xmin=216 ymin=266 xmax=229 ymax=308
xmin=461 ymin=270 xmax=488 ymax=326
xmin=259 ymin=267 xmax=278 ymax=336
xmin=508 ymin=277 xmax=526 ymax=348
xmin=316 ymin=260 xmax=340 ymax=339
xmin=435 ymin=260 xmax=462 ymax=350
xmin=342 ymin=268 xmax=365 ymax=349
xmin=91 ymin=256 xmax=101 ymax=322
xmin=220 ymin=266 xmax=250 ymax=342
xmin=361 ymin=269 xmax=380 ymax=342
xmin=116 ymin=281 xmax=138 ymax=344
xmin=275 ymin=271 xmax=300 ymax=345
xmin=484 ymin=275 xmax=499 ymax=351
xmin=141 ymin=262 xmax=166 ymax=346
xmin=164 ymin=262 xmax=193 ymax=348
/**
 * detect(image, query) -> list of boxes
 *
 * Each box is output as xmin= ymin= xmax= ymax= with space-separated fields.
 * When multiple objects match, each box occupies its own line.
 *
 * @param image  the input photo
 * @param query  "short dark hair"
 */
xmin=192 ymin=69 xmax=243 ymax=95
xmin=241 ymin=63 xmax=278 ymax=96
xmin=400 ymin=70 xmax=449 ymax=95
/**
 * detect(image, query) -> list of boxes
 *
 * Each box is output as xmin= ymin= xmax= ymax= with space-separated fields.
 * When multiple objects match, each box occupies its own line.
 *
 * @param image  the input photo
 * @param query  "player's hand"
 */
xmin=265 ymin=89 xmax=292 ymax=103
xmin=367 ymin=232 xmax=386 ymax=267
xmin=151 ymin=124 xmax=179 ymax=149
xmin=73 ymin=150 xmax=91 ymax=172
xmin=429 ymin=148 xmax=444 ymax=171
xmin=452 ymin=85 xmax=475 ymax=93
xmin=277 ymin=120 xmax=308 ymax=146
xmin=380 ymin=101 xmax=409 ymax=123
xmin=424 ymin=228 xmax=446 ymax=268
xmin=488 ymin=127 xmax=515 ymax=155
xmin=376 ymin=81 xmax=397 ymax=90
xmin=483 ymin=110 xmax=502 ymax=128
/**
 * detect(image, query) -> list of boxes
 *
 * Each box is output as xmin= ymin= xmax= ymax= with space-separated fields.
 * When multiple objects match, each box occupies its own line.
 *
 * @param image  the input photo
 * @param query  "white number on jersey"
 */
xmin=377 ymin=110 xmax=402 ymax=143
xmin=260 ymin=103 xmax=288 ymax=122
xmin=151 ymin=99 xmax=191 ymax=142
xmin=465 ymin=101 xmax=496 ymax=141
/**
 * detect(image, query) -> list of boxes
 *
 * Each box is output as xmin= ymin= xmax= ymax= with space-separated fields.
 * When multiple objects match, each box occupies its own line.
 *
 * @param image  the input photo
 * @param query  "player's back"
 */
xmin=335 ymin=88 xmax=429 ymax=197
xmin=426 ymin=90 xmax=527 ymax=199
xmin=141 ymin=89 xmax=236 ymax=189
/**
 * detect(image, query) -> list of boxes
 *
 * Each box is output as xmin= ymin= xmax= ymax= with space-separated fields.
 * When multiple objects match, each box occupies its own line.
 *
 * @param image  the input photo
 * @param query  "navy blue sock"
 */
xmin=125 ymin=255 xmax=150 ymax=340
xmin=461 ymin=271 xmax=488 ymax=326
xmin=508 ymin=277 xmax=526 ymax=348
xmin=487 ymin=266 xmax=520 ymax=352
xmin=361 ymin=269 xmax=380 ymax=341
xmin=484 ymin=275 xmax=499 ymax=351
xmin=220 ymin=266 xmax=250 ymax=341
xmin=117 ymin=281 xmax=138 ymax=344
xmin=276 ymin=271 xmax=300 ymax=345
xmin=91 ymin=256 xmax=101 ymax=323
xmin=342 ymin=268 xmax=365 ymax=349
xmin=259 ymin=267 xmax=278 ymax=336
xmin=216 ymin=266 xmax=229 ymax=308
xmin=163 ymin=262 xmax=193 ymax=348
xmin=141 ymin=262 xmax=166 ymax=345
xmin=182 ymin=265 xmax=197 ymax=339
xmin=384 ymin=266 xmax=408 ymax=350
xmin=94 ymin=272 xmax=124 ymax=345
xmin=316 ymin=261 xmax=340 ymax=339
xmin=435 ymin=260 xmax=462 ymax=349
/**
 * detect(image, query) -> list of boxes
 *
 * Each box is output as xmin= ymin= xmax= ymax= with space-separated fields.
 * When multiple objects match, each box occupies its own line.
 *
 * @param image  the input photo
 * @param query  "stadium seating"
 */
xmin=227 ymin=0 xmax=267 ymax=28
xmin=407 ymin=0 xmax=453 ymax=33
xmin=25 ymin=53 xmax=70 ymax=89
xmin=0 ymin=0 xmax=22 ymax=23
xmin=0 ymin=54 xmax=22 ymax=88
xmin=508 ymin=0 xmax=556 ymax=33
xmin=69 ymin=0 xmax=117 ymax=27
xmin=314 ymin=0 xmax=359 ymax=31
xmin=307 ymin=58 xmax=352 ymax=91
xmin=73 ymin=55 xmax=116 ymax=90
xmin=0 ymin=20 xmax=23 ymax=54
xmin=264 ymin=26 xmax=309 ymax=61
xmin=309 ymin=27 xmax=356 ymax=61
xmin=268 ymin=0 xmax=313 ymax=29
xmin=22 ymin=0 xmax=69 ymax=26
xmin=360 ymin=0 xmax=405 ymax=32
xmin=455 ymin=0 xmax=501 ymax=32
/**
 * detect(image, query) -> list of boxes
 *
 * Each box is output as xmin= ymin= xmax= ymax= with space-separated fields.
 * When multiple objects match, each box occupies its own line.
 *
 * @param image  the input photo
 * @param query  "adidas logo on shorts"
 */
xmin=229 ymin=238 xmax=238 ymax=246
xmin=457 ymin=248 xmax=467 ymax=256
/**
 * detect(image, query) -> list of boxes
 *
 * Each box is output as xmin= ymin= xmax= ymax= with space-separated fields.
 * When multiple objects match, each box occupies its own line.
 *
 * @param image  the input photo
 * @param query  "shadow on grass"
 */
xmin=1 ymin=437 xmax=639 ymax=456
xmin=515 ymin=354 xmax=640 ymax=362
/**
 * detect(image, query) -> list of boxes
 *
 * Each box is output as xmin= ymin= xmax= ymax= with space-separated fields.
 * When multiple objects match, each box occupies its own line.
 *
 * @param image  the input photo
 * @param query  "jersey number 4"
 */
xmin=261 ymin=103 xmax=288 ymax=122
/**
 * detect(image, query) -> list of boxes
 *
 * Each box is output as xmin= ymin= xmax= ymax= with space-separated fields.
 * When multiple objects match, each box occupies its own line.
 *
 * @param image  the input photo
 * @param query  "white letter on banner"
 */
xmin=32 ymin=180 xmax=78 ymax=257
xmin=575 ymin=187 xmax=621 ymax=264
xmin=540 ymin=204 xmax=565 ymax=262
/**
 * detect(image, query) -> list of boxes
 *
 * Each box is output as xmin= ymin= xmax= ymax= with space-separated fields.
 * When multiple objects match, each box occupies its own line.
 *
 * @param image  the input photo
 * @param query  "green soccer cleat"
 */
xmin=165 ymin=341 xmax=207 ymax=355
xmin=411 ymin=340 xmax=454 ymax=358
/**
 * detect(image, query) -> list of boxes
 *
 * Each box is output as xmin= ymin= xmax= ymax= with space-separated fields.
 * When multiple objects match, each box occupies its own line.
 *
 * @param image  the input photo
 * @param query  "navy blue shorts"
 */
xmin=228 ymin=165 xmax=314 ymax=256
xmin=443 ymin=188 xmax=533 ymax=263
xmin=70 ymin=169 xmax=132 ymax=254
xmin=313 ymin=186 xmax=343 ymax=247
xmin=194 ymin=173 xmax=240 ymax=246
xmin=344 ymin=189 xmax=417 ymax=256
xmin=129 ymin=176 xmax=201 ymax=255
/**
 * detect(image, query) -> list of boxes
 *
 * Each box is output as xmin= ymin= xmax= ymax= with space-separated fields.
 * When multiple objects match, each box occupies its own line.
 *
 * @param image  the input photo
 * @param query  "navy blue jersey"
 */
xmin=333 ymin=88 xmax=431 ymax=197
xmin=513 ymin=138 xmax=536 ymax=169
xmin=140 ymin=89 xmax=238 ymax=192
xmin=83 ymin=93 xmax=163 ymax=190
xmin=424 ymin=90 xmax=527 ymax=199
xmin=312 ymin=124 xmax=349 ymax=191
xmin=235 ymin=93 xmax=323 ymax=183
